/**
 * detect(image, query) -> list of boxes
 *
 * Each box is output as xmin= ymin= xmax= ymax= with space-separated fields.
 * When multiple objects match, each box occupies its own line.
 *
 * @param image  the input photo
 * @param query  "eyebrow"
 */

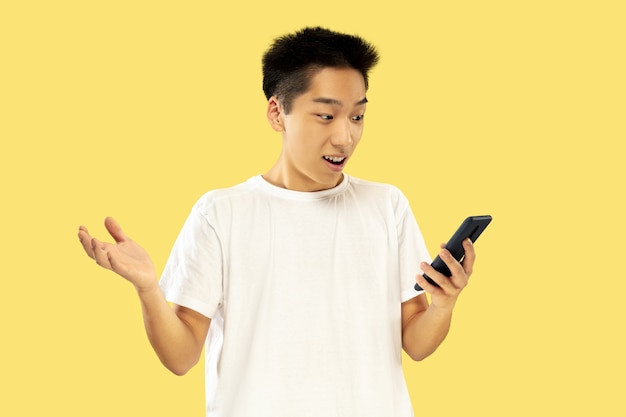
xmin=312 ymin=97 xmax=368 ymax=106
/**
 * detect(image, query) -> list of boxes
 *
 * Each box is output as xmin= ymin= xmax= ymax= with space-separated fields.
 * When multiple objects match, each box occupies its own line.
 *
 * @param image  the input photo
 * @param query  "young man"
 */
xmin=78 ymin=27 xmax=476 ymax=417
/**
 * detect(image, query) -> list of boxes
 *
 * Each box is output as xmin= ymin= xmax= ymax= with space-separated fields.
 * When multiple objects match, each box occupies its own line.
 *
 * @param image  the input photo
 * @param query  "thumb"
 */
xmin=104 ymin=217 xmax=128 ymax=243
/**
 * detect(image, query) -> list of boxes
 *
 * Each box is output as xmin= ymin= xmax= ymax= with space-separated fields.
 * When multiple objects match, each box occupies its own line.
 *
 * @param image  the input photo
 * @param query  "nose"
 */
xmin=330 ymin=119 xmax=354 ymax=148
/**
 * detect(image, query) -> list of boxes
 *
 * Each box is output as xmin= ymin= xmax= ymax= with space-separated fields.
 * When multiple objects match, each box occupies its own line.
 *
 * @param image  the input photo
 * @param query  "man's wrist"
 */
xmin=427 ymin=301 xmax=456 ymax=318
xmin=134 ymin=279 xmax=161 ymax=297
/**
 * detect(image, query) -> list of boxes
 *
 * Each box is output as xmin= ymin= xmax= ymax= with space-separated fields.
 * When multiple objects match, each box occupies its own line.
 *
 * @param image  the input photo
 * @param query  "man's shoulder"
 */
xmin=347 ymin=175 xmax=405 ymax=199
xmin=193 ymin=176 xmax=261 ymax=210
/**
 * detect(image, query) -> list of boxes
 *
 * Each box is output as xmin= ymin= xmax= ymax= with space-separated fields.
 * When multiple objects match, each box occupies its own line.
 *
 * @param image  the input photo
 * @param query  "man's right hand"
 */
xmin=78 ymin=217 xmax=157 ymax=291
xmin=78 ymin=217 xmax=210 ymax=375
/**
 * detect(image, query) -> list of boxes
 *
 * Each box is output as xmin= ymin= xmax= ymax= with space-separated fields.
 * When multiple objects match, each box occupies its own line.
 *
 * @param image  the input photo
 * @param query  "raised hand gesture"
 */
xmin=78 ymin=217 xmax=157 ymax=291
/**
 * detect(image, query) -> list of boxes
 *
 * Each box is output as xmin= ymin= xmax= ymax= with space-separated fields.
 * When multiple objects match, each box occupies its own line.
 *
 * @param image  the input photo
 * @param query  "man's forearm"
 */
xmin=402 ymin=305 xmax=454 ymax=361
xmin=136 ymin=285 xmax=205 ymax=375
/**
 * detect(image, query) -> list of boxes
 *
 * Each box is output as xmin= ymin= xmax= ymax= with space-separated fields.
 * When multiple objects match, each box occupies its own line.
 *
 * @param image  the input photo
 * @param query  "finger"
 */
xmin=415 ymin=262 xmax=447 ymax=294
xmin=77 ymin=226 xmax=96 ymax=259
xmin=419 ymin=262 xmax=447 ymax=292
xmin=107 ymin=252 xmax=121 ymax=274
xmin=104 ymin=217 xmax=128 ymax=244
xmin=91 ymin=238 xmax=113 ymax=270
xmin=106 ymin=249 xmax=130 ymax=279
xmin=461 ymin=238 xmax=475 ymax=277
xmin=438 ymin=249 xmax=468 ymax=289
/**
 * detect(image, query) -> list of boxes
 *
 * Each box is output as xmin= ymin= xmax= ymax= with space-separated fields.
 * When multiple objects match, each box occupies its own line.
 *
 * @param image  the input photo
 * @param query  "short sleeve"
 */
xmin=395 ymin=193 xmax=432 ymax=302
xmin=159 ymin=204 xmax=223 ymax=318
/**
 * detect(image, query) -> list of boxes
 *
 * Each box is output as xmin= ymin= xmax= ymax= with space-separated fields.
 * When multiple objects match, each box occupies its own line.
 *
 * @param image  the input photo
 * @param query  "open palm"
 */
xmin=78 ymin=217 xmax=156 ymax=290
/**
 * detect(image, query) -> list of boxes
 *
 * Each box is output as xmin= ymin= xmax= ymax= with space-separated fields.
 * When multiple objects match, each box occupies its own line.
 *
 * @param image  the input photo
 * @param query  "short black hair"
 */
xmin=262 ymin=27 xmax=380 ymax=113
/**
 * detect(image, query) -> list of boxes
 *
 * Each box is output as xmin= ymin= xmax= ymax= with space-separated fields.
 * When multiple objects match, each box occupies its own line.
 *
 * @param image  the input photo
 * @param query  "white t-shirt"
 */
xmin=159 ymin=174 xmax=431 ymax=417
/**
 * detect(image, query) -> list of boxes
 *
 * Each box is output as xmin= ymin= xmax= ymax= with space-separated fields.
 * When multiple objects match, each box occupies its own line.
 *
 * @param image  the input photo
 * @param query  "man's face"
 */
xmin=268 ymin=67 xmax=367 ymax=192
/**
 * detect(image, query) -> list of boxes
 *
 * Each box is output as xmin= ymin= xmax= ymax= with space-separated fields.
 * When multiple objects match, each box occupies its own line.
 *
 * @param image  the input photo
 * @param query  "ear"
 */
xmin=267 ymin=96 xmax=285 ymax=132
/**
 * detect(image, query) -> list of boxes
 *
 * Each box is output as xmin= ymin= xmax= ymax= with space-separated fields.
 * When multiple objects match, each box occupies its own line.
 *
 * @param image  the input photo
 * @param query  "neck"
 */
xmin=263 ymin=162 xmax=343 ymax=192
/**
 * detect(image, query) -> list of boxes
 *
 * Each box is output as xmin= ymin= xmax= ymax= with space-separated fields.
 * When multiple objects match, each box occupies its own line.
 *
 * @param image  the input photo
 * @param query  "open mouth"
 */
xmin=323 ymin=155 xmax=347 ymax=165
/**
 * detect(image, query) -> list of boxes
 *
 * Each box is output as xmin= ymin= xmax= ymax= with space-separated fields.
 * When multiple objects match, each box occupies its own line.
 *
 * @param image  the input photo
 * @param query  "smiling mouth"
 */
xmin=323 ymin=155 xmax=347 ymax=165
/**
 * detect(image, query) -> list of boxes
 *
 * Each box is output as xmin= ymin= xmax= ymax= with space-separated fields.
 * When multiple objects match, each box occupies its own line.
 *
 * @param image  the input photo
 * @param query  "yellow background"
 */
xmin=2 ymin=1 xmax=624 ymax=415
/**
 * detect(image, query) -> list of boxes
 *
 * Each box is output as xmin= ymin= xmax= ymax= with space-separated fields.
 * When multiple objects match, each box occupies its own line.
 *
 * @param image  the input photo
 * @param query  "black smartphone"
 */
xmin=415 ymin=215 xmax=492 ymax=291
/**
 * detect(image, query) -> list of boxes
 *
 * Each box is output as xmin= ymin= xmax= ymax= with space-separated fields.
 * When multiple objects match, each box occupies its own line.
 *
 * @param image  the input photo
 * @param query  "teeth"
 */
xmin=324 ymin=156 xmax=346 ymax=163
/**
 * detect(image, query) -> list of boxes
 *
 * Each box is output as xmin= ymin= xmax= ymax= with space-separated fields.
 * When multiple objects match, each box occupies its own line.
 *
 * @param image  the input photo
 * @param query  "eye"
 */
xmin=352 ymin=114 xmax=365 ymax=122
xmin=318 ymin=114 xmax=334 ymax=120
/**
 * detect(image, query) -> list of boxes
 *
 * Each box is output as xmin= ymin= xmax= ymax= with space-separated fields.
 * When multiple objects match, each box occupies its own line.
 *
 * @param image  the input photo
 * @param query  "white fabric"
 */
xmin=159 ymin=174 xmax=431 ymax=417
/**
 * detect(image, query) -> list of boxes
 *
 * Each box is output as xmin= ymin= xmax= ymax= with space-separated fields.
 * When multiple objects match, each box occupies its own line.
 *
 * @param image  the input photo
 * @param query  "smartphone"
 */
xmin=415 ymin=215 xmax=492 ymax=291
